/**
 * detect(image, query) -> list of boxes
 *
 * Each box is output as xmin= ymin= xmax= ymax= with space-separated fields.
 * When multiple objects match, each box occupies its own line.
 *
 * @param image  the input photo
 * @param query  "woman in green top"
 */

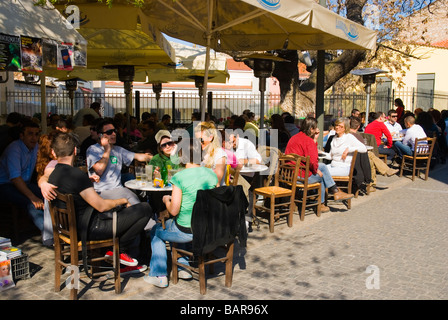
xmin=144 ymin=139 xmax=218 ymax=288
xmin=149 ymin=130 xmax=179 ymax=174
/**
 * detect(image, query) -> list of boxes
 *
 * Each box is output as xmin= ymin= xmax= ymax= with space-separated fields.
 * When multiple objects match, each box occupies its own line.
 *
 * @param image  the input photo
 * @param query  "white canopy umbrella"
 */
xmin=54 ymin=0 xmax=377 ymax=121
xmin=44 ymin=41 xmax=229 ymax=122
xmin=0 ymin=0 xmax=87 ymax=131
xmin=0 ymin=0 xmax=86 ymax=46
xmin=42 ymin=41 xmax=229 ymax=84
xmin=136 ymin=0 xmax=377 ymax=121
xmin=145 ymin=42 xmax=229 ymax=84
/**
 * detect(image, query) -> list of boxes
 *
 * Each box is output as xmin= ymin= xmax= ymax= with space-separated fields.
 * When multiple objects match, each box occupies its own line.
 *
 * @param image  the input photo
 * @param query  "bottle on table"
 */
xmin=161 ymin=164 xmax=168 ymax=185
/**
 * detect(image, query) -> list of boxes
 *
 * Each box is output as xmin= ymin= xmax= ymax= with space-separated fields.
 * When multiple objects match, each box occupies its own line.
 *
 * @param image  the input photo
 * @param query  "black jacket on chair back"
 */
xmin=191 ymin=185 xmax=248 ymax=256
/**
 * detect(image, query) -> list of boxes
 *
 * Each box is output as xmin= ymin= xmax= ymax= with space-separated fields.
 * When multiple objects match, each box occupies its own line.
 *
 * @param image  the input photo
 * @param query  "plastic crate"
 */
xmin=11 ymin=253 xmax=30 ymax=281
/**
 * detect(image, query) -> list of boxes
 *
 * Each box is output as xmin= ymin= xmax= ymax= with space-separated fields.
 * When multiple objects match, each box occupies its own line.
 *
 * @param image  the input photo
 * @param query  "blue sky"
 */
xmin=165 ymin=34 xmax=197 ymax=47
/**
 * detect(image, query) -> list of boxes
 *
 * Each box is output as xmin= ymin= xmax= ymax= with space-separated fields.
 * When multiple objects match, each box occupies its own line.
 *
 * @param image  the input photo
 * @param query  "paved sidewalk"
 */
xmin=2 ymin=163 xmax=447 ymax=303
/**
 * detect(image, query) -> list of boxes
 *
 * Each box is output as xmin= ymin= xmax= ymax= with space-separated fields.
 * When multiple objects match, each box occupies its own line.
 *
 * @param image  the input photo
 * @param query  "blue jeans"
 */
xmin=0 ymin=183 xmax=44 ymax=232
xmin=148 ymin=219 xmax=193 ymax=277
xmin=393 ymin=141 xmax=413 ymax=158
xmin=307 ymin=163 xmax=336 ymax=203
xmin=379 ymin=145 xmax=396 ymax=160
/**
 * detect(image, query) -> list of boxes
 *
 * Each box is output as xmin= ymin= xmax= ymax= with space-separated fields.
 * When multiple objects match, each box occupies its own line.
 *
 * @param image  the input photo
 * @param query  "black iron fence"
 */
xmin=5 ymin=87 xmax=448 ymax=124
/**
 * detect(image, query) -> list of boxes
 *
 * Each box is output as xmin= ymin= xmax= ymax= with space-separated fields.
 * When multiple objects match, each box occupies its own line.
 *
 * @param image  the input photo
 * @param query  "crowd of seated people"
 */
xmin=1 ymin=101 xmax=446 ymax=290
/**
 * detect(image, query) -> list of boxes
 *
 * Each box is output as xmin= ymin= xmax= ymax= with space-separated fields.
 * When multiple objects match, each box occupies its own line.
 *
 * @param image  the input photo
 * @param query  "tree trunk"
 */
xmin=273 ymin=0 xmax=369 ymax=118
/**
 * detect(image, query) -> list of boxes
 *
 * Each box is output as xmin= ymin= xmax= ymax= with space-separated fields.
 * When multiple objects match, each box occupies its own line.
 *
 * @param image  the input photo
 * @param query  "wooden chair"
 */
xmin=171 ymin=240 xmax=235 ymax=295
xmin=170 ymin=185 xmax=247 ymax=295
xmin=48 ymin=191 xmax=121 ymax=300
xmin=257 ymin=145 xmax=282 ymax=187
xmin=379 ymin=153 xmax=388 ymax=164
xmin=252 ymin=153 xmax=300 ymax=233
xmin=360 ymin=132 xmax=379 ymax=157
xmin=399 ymin=137 xmax=436 ymax=181
xmin=327 ymin=150 xmax=358 ymax=210
xmin=226 ymin=164 xmax=242 ymax=186
xmin=293 ymin=155 xmax=322 ymax=221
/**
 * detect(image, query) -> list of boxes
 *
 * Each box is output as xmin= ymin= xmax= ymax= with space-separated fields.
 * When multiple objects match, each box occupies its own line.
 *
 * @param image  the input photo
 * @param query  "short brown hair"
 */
xmin=300 ymin=117 xmax=318 ymax=137
xmin=404 ymin=115 xmax=415 ymax=125
xmin=51 ymin=132 xmax=78 ymax=158
xmin=349 ymin=116 xmax=361 ymax=130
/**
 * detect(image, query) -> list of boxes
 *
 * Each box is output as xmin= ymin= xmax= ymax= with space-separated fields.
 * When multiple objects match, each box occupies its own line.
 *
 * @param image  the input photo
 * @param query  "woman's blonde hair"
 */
xmin=335 ymin=117 xmax=350 ymax=134
xmin=194 ymin=121 xmax=221 ymax=168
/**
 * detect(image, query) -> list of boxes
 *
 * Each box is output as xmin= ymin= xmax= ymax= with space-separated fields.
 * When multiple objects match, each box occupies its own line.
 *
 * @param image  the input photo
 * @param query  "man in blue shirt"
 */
xmin=86 ymin=118 xmax=153 ymax=205
xmin=0 ymin=120 xmax=44 ymax=232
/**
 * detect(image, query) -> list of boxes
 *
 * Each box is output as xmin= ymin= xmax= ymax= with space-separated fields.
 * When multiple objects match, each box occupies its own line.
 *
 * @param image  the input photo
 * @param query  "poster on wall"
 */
xmin=73 ymin=42 xmax=87 ymax=68
xmin=20 ymin=36 xmax=43 ymax=72
xmin=57 ymin=42 xmax=74 ymax=71
xmin=0 ymin=33 xmax=21 ymax=71
xmin=42 ymin=38 xmax=58 ymax=69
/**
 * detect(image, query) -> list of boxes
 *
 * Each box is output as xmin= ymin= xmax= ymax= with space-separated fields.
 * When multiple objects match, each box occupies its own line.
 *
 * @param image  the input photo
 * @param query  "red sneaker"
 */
xmin=105 ymin=251 xmax=138 ymax=266
xmin=120 ymin=265 xmax=147 ymax=276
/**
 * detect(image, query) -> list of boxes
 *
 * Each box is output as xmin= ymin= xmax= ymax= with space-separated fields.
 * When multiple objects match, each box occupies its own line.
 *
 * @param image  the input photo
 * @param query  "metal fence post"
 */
xmin=135 ymin=90 xmax=140 ymax=120
xmin=171 ymin=91 xmax=176 ymax=125
xmin=412 ymin=87 xmax=415 ymax=111
xmin=207 ymin=91 xmax=213 ymax=117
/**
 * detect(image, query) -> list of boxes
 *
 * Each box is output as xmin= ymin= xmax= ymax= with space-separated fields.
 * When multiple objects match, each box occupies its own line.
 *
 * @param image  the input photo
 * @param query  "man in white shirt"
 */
xmin=385 ymin=110 xmax=403 ymax=137
xmin=227 ymin=117 xmax=262 ymax=165
xmin=394 ymin=115 xmax=427 ymax=159
xmin=225 ymin=118 xmax=262 ymax=232
xmin=229 ymin=133 xmax=262 ymax=165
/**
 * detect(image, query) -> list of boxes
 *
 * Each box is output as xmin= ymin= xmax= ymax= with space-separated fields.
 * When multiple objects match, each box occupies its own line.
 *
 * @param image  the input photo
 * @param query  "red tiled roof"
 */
xmin=226 ymin=59 xmax=252 ymax=71
xmin=432 ymin=39 xmax=448 ymax=48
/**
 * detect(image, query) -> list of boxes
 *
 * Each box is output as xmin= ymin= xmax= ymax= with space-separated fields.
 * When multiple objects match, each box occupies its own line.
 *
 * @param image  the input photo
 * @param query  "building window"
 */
xmin=417 ymin=73 xmax=435 ymax=110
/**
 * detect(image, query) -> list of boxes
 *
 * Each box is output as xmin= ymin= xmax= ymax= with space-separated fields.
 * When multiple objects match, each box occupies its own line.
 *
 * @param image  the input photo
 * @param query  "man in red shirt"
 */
xmin=364 ymin=111 xmax=396 ymax=161
xmin=285 ymin=117 xmax=353 ymax=213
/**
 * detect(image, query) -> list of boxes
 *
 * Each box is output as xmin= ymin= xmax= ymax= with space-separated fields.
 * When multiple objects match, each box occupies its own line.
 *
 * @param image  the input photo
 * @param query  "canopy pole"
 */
xmin=316 ymin=0 xmax=327 ymax=148
xmin=124 ymin=80 xmax=133 ymax=141
xmin=201 ymin=0 xmax=213 ymax=122
xmin=40 ymin=72 xmax=47 ymax=134
xmin=316 ymin=50 xmax=325 ymax=147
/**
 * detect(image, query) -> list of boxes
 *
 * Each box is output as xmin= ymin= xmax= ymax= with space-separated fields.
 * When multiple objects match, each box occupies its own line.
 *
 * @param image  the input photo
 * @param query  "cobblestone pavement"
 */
xmin=2 ymin=162 xmax=447 ymax=305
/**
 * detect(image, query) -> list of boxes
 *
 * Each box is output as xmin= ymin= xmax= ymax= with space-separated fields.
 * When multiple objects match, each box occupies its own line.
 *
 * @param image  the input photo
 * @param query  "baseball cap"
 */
xmin=155 ymin=130 xmax=171 ymax=144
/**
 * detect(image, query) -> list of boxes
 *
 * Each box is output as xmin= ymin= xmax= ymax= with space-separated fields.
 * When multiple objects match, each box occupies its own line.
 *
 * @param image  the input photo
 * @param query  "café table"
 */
xmin=318 ymin=151 xmax=328 ymax=161
xmin=240 ymin=163 xmax=269 ymax=174
xmin=124 ymin=179 xmax=173 ymax=192
xmin=125 ymin=179 xmax=173 ymax=218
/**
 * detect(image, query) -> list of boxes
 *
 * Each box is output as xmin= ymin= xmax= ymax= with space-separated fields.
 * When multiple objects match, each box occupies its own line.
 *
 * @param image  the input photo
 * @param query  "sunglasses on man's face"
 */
xmin=391 ymin=115 xmax=398 ymax=118
xmin=102 ymin=129 xmax=117 ymax=135
xmin=161 ymin=141 xmax=175 ymax=148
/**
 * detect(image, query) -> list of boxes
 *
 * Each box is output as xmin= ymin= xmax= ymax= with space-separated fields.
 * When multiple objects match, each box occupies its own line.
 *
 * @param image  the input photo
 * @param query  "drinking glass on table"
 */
xmin=141 ymin=171 xmax=148 ymax=186
xmin=145 ymin=165 xmax=153 ymax=183
xmin=135 ymin=166 xmax=144 ymax=186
